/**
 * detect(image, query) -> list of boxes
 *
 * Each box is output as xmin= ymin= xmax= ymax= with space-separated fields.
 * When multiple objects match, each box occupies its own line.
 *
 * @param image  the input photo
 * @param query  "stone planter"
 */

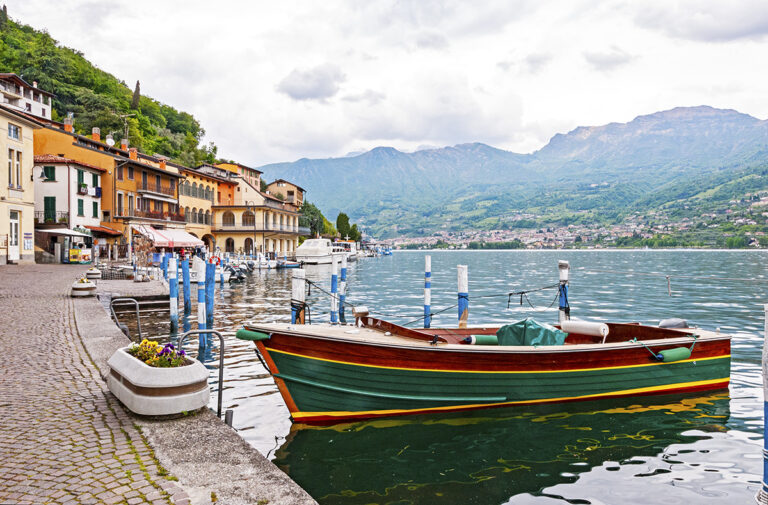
xmin=85 ymin=268 xmax=102 ymax=279
xmin=107 ymin=347 xmax=210 ymax=416
xmin=71 ymin=280 xmax=97 ymax=297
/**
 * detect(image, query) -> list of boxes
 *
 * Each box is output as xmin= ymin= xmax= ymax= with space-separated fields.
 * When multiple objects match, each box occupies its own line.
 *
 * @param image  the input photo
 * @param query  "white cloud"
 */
xmin=6 ymin=0 xmax=768 ymax=165
xmin=276 ymin=63 xmax=346 ymax=102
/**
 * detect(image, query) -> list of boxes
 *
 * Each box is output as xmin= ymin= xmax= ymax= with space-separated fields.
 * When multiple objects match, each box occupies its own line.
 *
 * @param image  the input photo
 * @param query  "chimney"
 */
xmin=91 ymin=127 xmax=101 ymax=142
xmin=159 ymin=159 xmax=166 ymax=170
xmin=32 ymin=81 xmax=38 ymax=88
xmin=121 ymin=138 xmax=129 ymax=151
xmin=129 ymin=148 xmax=138 ymax=161
xmin=63 ymin=117 xmax=73 ymax=133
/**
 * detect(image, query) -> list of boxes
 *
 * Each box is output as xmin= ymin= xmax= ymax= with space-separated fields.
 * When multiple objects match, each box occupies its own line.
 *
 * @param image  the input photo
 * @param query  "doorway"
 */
xmin=8 ymin=210 xmax=19 ymax=261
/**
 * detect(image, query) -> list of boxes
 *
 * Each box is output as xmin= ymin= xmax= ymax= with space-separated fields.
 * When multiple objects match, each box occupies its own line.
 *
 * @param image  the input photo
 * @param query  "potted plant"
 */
xmin=107 ymin=340 xmax=210 ymax=416
xmin=71 ymin=277 xmax=96 ymax=297
xmin=86 ymin=266 xmax=102 ymax=279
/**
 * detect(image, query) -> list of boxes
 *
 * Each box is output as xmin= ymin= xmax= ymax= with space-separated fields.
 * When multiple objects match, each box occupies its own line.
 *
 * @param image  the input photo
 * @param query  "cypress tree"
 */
xmin=130 ymin=80 xmax=140 ymax=109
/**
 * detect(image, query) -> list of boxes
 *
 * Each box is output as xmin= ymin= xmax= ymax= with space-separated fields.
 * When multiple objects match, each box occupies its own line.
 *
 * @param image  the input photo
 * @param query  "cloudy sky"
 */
xmin=9 ymin=0 xmax=768 ymax=166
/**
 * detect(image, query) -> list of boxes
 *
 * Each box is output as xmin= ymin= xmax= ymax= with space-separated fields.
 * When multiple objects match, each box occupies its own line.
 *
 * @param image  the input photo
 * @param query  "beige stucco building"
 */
xmin=1 ymin=105 xmax=40 ymax=264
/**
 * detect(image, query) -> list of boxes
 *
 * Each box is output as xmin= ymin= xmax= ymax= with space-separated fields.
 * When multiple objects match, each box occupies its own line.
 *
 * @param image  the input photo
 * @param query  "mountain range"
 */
xmin=259 ymin=106 xmax=768 ymax=238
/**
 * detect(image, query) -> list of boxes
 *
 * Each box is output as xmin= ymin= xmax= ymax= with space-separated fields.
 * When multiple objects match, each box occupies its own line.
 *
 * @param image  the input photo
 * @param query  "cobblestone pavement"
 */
xmin=0 ymin=265 xmax=190 ymax=505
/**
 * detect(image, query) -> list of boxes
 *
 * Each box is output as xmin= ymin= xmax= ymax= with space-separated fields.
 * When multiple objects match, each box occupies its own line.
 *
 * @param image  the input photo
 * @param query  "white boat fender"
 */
xmin=560 ymin=321 xmax=609 ymax=342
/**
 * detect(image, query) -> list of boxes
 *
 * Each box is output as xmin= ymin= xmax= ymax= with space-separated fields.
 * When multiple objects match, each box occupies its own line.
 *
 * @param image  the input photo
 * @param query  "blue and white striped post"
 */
xmin=168 ymin=258 xmax=178 ymax=334
xmin=196 ymin=259 xmax=207 ymax=347
xmin=558 ymin=260 xmax=571 ymax=324
xmin=424 ymin=255 xmax=432 ymax=328
xmin=291 ymin=269 xmax=306 ymax=324
xmin=181 ymin=258 xmax=191 ymax=315
xmin=339 ymin=255 xmax=348 ymax=323
xmin=219 ymin=263 xmax=224 ymax=287
xmin=161 ymin=254 xmax=168 ymax=280
xmin=330 ymin=255 xmax=339 ymax=324
xmin=457 ymin=265 xmax=468 ymax=328
xmin=760 ymin=304 xmax=768 ymax=505
xmin=205 ymin=261 xmax=216 ymax=330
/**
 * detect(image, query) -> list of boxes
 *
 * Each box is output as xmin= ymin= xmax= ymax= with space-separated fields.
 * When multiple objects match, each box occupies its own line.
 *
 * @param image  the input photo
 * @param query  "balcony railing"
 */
xmin=34 ymin=211 xmax=69 ymax=225
xmin=139 ymin=182 xmax=176 ymax=197
xmin=117 ymin=208 xmax=185 ymax=222
xmin=211 ymin=222 xmax=303 ymax=233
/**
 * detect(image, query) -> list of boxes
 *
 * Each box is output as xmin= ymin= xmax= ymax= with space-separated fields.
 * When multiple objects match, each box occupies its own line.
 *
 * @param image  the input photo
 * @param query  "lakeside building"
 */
xmin=1 ymin=105 xmax=40 ymax=264
xmin=177 ymin=162 xmax=236 ymax=251
xmin=266 ymin=179 xmax=305 ymax=207
xmin=211 ymin=162 xmax=306 ymax=256
xmin=0 ymin=73 xmax=54 ymax=120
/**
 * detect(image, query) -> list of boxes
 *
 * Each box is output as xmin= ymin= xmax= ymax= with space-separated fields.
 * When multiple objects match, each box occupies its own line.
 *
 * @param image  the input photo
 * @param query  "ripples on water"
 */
xmin=135 ymin=250 xmax=766 ymax=504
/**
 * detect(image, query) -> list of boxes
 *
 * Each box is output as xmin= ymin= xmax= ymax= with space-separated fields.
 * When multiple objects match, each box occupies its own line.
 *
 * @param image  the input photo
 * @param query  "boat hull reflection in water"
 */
xmin=274 ymin=393 xmax=730 ymax=505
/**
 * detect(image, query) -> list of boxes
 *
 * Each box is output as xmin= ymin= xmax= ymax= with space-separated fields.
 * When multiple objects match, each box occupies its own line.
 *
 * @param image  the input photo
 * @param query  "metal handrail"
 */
xmin=110 ymin=297 xmax=142 ymax=340
xmin=178 ymin=330 xmax=225 ymax=418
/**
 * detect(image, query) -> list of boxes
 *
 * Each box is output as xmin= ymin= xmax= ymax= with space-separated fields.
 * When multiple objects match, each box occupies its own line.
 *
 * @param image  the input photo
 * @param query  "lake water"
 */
xmin=137 ymin=250 xmax=767 ymax=504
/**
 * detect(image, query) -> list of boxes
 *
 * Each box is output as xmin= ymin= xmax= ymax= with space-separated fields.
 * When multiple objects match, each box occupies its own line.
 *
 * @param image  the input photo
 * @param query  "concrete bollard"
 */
xmin=205 ymin=262 xmax=216 ymax=329
xmin=339 ymin=255 xmax=348 ymax=323
xmin=558 ymin=260 xmax=571 ymax=324
xmin=291 ymin=269 xmax=306 ymax=324
xmin=182 ymin=259 xmax=191 ymax=314
xmin=457 ymin=265 xmax=468 ymax=328
xmin=168 ymin=258 xmax=178 ymax=333
xmin=424 ymin=255 xmax=432 ymax=329
xmin=331 ymin=255 xmax=339 ymax=324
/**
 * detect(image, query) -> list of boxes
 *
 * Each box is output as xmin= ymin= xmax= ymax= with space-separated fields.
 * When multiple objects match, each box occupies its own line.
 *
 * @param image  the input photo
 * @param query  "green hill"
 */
xmin=0 ymin=8 xmax=216 ymax=166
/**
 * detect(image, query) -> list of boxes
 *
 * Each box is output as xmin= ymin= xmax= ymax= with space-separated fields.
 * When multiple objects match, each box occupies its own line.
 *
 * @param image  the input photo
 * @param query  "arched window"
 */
xmin=225 ymin=238 xmax=235 ymax=253
xmin=242 ymin=210 xmax=255 ymax=226
xmin=205 ymin=186 xmax=212 ymax=200
xmin=222 ymin=211 xmax=235 ymax=227
xmin=185 ymin=207 xmax=190 ymax=222
xmin=191 ymin=207 xmax=198 ymax=224
xmin=191 ymin=182 xmax=198 ymax=199
xmin=205 ymin=210 xmax=210 ymax=225
xmin=244 ymin=238 xmax=253 ymax=254
xmin=198 ymin=209 xmax=204 ymax=224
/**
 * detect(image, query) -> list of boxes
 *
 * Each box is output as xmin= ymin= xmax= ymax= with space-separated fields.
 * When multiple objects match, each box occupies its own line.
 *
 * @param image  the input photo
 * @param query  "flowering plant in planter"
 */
xmin=127 ymin=339 xmax=188 ymax=368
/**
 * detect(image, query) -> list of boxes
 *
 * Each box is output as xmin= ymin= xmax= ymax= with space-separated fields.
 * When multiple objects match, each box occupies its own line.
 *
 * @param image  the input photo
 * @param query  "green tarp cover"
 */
xmin=496 ymin=318 xmax=568 ymax=346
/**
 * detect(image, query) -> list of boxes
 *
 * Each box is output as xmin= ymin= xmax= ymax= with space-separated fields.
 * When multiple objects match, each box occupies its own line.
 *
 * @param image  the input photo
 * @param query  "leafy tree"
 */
xmin=260 ymin=179 xmax=268 ymax=192
xmin=336 ymin=213 xmax=351 ymax=239
xmin=349 ymin=224 xmax=361 ymax=241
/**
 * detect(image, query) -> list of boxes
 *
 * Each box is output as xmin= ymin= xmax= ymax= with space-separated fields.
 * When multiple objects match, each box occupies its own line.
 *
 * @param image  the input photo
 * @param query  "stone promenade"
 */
xmin=0 ymin=265 xmax=190 ymax=505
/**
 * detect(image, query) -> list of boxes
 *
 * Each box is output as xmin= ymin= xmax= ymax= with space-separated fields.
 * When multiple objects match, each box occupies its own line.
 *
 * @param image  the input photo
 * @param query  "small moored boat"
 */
xmin=237 ymin=316 xmax=731 ymax=423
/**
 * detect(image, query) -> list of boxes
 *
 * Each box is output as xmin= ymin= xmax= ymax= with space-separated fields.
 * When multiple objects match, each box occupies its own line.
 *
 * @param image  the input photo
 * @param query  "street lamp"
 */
xmin=244 ymin=200 xmax=257 ymax=257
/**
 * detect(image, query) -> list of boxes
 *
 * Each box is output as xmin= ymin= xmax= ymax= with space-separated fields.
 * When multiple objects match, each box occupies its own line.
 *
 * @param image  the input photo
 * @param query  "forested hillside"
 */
xmin=0 ymin=8 xmax=216 ymax=167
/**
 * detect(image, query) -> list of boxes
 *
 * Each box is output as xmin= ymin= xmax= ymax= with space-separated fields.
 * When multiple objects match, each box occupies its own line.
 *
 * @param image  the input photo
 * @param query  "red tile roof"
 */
xmin=34 ymin=154 xmax=107 ymax=173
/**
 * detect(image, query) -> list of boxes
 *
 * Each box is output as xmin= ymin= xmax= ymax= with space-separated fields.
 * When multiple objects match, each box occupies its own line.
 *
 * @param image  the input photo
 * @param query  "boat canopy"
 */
xmin=496 ymin=318 xmax=568 ymax=346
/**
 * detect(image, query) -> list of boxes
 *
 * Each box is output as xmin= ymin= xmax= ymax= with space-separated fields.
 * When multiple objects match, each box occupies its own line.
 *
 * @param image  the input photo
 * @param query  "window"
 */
xmin=92 ymin=201 xmax=98 ymax=218
xmin=25 ymin=104 xmax=31 ymax=112
xmin=116 ymin=164 xmax=123 ymax=181
xmin=7 ymin=148 xmax=11 ymax=186
xmin=142 ymin=171 xmax=147 ymax=189
xmin=153 ymin=200 xmax=161 ymax=212
xmin=128 ymin=195 xmax=134 ymax=213
xmin=15 ymin=151 xmax=20 ymax=188
xmin=191 ymin=208 xmax=198 ymax=223
xmin=43 ymin=196 xmax=56 ymax=222
xmin=43 ymin=166 xmax=55 ymax=181
xmin=169 ymin=179 xmax=175 ymax=195
xmin=8 ymin=123 xmax=20 ymax=140
xmin=117 ymin=193 xmax=123 ymax=216
xmin=92 ymin=173 xmax=98 ymax=187
xmin=77 ymin=199 xmax=84 ymax=216
xmin=127 ymin=165 xmax=134 ymax=179
xmin=41 ymin=108 xmax=46 ymax=118
xmin=242 ymin=211 xmax=255 ymax=226
xmin=222 ymin=211 xmax=235 ymax=226
xmin=155 ymin=175 xmax=161 ymax=192
xmin=103 ymin=211 xmax=110 ymax=221
xmin=77 ymin=169 xmax=84 ymax=186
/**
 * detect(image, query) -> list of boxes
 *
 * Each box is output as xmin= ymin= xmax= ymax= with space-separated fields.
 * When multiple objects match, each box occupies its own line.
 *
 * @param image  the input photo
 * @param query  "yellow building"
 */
xmin=266 ymin=179 xmax=305 ymax=209
xmin=211 ymin=162 xmax=306 ymax=255
xmin=177 ymin=162 xmax=236 ymax=250
xmin=1 ymin=105 xmax=41 ymax=264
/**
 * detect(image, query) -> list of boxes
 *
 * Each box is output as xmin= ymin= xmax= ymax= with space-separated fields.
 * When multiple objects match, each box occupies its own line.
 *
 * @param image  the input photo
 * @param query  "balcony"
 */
xmin=117 ymin=208 xmax=185 ymax=222
xmin=35 ymin=211 xmax=69 ymax=227
xmin=211 ymin=222 xmax=303 ymax=234
xmin=139 ymin=182 xmax=176 ymax=197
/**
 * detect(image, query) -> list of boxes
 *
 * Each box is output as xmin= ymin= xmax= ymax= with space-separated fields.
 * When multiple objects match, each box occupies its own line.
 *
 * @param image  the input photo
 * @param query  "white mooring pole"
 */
xmin=759 ymin=304 xmax=768 ymax=504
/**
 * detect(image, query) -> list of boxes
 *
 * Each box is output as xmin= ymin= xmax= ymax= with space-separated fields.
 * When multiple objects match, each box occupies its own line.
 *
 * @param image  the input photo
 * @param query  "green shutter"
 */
xmin=77 ymin=199 xmax=84 ymax=216
xmin=43 ymin=166 xmax=55 ymax=180
xmin=92 ymin=201 xmax=98 ymax=218
xmin=77 ymin=170 xmax=84 ymax=185
xmin=43 ymin=196 xmax=56 ymax=222
xmin=92 ymin=173 xmax=98 ymax=187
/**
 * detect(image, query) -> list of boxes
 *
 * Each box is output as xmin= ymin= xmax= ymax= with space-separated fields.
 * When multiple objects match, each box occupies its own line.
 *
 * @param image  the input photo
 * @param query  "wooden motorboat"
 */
xmin=236 ymin=317 xmax=731 ymax=423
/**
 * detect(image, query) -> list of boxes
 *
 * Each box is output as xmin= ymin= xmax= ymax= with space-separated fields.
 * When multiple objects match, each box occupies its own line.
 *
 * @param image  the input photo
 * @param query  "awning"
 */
xmin=85 ymin=225 xmax=122 ymax=236
xmin=132 ymin=225 xmax=203 ymax=248
xmin=38 ymin=228 xmax=91 ymax=237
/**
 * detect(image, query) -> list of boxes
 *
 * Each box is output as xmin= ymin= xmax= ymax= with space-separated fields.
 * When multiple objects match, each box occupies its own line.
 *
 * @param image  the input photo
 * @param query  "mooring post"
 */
xmin=339 ymin=255 xmax=348 ymax=323
xmin=558 ymin=260 xmax=571 ymax=324
xmin=331 ymin=255 xmax=339 ymax=324
xmin=168 ymin=258 xmax=178 ymax=333
xmin=760 ymin=304 xmax=768 ymax=505
xmin=205 ymin=261 xmax=216 ymax=329
xmin=196 ymin=259 xmax=207 ymax=347
xmin=458 ymin=264 xmax=468 ymax=328
xmin=161 ymin=254 xmax=168 ymax=280
xmin=219 ymin=262 xmax=224 ymax=287
xmin=291 ymin=268 xmax=306 ymax=324
xmin=182 ymin=258 xmax=191 ymax=314
xmin=424 ymin=255 xmax=432 ymax=328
